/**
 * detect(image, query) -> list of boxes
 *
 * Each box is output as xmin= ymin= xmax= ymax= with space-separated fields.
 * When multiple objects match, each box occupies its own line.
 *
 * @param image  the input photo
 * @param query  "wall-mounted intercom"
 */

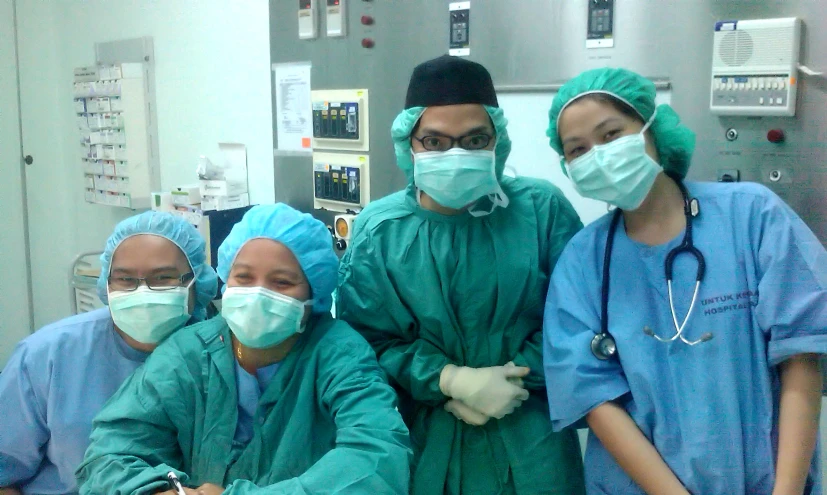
xmin=709 ymin=17 xmax=801 ymax=116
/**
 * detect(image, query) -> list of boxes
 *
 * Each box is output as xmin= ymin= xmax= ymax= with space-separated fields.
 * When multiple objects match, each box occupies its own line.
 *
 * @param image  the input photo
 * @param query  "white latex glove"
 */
xmin=445 ymin=399 xmax=491 ymax=426
xmin=439 ymin=362 xmax=531 ymax=419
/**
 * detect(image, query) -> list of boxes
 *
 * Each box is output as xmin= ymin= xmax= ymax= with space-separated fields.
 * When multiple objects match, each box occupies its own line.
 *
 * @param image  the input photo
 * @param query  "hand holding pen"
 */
xmin=157 ymin=472 xmax=224 ymax=495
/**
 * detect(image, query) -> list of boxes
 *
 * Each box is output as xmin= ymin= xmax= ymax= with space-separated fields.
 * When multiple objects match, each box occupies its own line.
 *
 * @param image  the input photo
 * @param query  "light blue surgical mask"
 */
xmin=108 ymin=285 xmax=191 ymax=344
xmin=221 ymin=286 xmax=313 ymax=349
xmin=413 ymin=148 xmax=508 ymax=214
xmin=565 ymin=113 xmax=662 ymax=211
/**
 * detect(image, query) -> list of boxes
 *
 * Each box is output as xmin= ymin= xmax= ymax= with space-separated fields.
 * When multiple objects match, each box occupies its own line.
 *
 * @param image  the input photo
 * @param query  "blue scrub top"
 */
xmin=543 ymin=182 xmax=827 ymax=494
xmin=233 ymin=358 xmax=281 ymax=448
xmin=0 ymin=308 xmax=149 ymax=494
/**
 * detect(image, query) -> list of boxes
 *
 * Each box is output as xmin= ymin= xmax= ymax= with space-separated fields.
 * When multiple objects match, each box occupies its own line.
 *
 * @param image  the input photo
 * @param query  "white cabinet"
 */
xmin=73 ymin=63 xmax=159 ymax=209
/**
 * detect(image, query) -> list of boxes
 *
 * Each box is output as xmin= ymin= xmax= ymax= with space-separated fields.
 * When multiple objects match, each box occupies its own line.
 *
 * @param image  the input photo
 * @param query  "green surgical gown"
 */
xmin=76 ymin=314 xmax=412 ymax=495
xmin=337 ymin=178 xmax=586 ymax=494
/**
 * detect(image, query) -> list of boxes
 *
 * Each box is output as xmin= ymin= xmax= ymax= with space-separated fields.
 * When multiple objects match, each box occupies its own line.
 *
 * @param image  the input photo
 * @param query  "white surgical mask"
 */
xmin=108 ymin=285 xmax=191 ymax=344
xmin=221 ymin=286 xmax=313 ymax=349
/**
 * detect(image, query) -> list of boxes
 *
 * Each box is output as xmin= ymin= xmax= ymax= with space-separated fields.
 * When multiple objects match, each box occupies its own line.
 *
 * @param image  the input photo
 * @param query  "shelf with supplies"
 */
xmin=69 ymin=251 xmax=105 ymax=315
xmin=73 ymin=62 xmax=159 ymax=210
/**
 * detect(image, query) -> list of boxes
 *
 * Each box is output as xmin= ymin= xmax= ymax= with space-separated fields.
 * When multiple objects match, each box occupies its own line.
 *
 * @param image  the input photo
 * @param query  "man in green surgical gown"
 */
xmin=337 ymin=55 xmax=586 ymax=494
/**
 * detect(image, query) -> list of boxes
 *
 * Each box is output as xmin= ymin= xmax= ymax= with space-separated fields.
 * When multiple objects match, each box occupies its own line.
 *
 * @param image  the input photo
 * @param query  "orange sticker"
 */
xmin=302 ymin=137 xmax=311 ymax=148
xmin=790 ymin=76 xmax=797 ymax=85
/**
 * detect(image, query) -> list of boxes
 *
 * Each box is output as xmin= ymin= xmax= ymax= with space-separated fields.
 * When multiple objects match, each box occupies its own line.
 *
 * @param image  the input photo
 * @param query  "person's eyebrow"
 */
xmin=462 ymin=125 xmax=493 ymax=135
xmin=267 ymin=268 xmax=301 ymax=279
xmin=416 ymin=127 xmax=451 ymax=137
xmin=562 ymin=135 xmax=584 ymax=146
xmin=562 ymin=117 xmax=625 ymax=146
xmin=594 ymin=116 xmax=624 ymax=132
xmin=417 ymin=125 xmax=493 ymax=137
xmin=109 ymin=267 xmax=135 ymax=275
xmin=148 ymin=266 xmax=182 ymax=274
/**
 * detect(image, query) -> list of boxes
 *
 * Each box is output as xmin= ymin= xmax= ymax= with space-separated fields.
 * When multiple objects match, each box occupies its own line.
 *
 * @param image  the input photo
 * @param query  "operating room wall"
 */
xmin=271 ymin=0 xmax=826 ymax=245
xmin=14 ymin=0 xmax=273 ymax=330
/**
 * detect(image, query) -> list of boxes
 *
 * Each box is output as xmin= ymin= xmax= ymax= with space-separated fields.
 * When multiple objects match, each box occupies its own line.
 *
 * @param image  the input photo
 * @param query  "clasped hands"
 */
xmin=440 ymin=362 xmax=531 ymax=426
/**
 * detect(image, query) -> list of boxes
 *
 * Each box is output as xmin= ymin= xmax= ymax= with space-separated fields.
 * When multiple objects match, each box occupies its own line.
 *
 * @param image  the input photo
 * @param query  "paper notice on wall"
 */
xmin=273 ymin=62 xmax=313 ymax=152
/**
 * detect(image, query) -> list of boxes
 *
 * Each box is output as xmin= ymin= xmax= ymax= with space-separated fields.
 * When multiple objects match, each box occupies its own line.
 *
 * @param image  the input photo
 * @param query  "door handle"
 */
xmin=24 ymin=155 xmax=33 ymax=165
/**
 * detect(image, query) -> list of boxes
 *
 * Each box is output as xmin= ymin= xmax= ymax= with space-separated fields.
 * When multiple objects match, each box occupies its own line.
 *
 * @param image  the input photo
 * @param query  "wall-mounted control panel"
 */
xmin=312 ymin=152 xmax=370 ymax=211
xmin=326 ymin=0 xmax=346 ymax=37
xmin=586 ymin=0 xmax=614 ymax=48
xmin=313 ymin=102 xmax=359 ymax=140
xmin=311 ymin=89 xmax=369 ymax=151
xmin=299 ymin=0 xmax=319 ymax=40
xmin=449 ymin=2 xmax=470 ymax=56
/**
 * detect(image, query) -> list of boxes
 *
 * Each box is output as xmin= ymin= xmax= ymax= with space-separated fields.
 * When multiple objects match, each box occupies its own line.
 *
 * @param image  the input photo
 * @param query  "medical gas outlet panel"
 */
xmin=311 ymin=89 xmax=370 ymax=152
xmin=709 ymin=18 xmax=801 ymax=116
xmin=73 ymin=63 xmax=159 ymax=210
xmin=314 ymin=102 xmax=359 ymax=140
xmin=312 ymin=153 xmax=370 ymax=212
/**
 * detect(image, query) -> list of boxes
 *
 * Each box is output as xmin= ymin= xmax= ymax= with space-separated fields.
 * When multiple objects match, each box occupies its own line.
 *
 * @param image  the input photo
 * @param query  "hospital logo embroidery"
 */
xmin=701 ymin=290 xmax=758 ymax=317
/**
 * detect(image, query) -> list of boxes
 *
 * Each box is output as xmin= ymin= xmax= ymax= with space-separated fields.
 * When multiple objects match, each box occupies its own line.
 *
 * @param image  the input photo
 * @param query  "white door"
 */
xmin=15 ymin=0 xmax=79 ymax=328
xmin=14 ymin=1 xmax=133 ymax=330
xmin=0 ymin=0 xmax=34 ymax=367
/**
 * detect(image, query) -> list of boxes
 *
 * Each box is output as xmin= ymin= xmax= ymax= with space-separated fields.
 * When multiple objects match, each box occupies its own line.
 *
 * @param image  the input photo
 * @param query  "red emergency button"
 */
xmin=767 ymin=129 xmax=785 ymax=143
xmin=361 ymin=38 xmax=375 ymax=48
xmin=361 ymin=15 xmax=374 ymax=25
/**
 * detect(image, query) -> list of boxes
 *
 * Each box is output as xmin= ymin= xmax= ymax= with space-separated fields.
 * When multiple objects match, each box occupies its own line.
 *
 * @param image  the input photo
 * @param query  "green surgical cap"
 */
xmin=546 ymin=67 xmax=696 ymax=178
xmin=391 ymin=105 xmax=512 ymax=184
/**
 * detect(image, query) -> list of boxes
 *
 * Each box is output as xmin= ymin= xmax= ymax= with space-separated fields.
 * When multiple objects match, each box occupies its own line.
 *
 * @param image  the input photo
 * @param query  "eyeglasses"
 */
xmin=412 ymin=133 xmax=493 ymax=152
xmin=108 ymin=272 xmax=194 ymax=292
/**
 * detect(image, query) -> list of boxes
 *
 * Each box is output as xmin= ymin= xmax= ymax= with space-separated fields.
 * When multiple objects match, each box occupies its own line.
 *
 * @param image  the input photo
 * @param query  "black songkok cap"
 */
xmin=404 ymin=55 xmax=498 ymax=109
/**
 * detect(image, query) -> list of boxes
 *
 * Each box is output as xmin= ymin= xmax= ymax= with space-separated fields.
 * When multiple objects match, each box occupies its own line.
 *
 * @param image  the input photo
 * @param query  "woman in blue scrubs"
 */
xmin=0 ymin=212 xmax=217 ymax=495
xmin=542 ymin=68 xmax=827 ymax=494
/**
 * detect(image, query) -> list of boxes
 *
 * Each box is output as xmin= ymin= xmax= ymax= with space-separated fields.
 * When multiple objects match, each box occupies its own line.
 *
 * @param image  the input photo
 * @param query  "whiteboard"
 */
xmin=498 ymin=90 xmax=672 ymax=226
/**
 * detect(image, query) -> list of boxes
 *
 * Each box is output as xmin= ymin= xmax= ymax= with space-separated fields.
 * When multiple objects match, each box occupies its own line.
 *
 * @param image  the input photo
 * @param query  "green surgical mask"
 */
xmin=221 ymin=286 xmax=313 ymax=349
xmin=108 ymin=286 xmax=191 ymax=344
xmin=565 ymin=113 xmax=661 ymax=211
xmin=413 ymin=148 xmax=508 ymax=215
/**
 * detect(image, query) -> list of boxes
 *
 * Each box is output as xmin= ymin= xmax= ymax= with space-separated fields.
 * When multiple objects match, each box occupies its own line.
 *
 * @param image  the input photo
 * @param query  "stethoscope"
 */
xmin=591 ymin=181 xmax=712 ymax=360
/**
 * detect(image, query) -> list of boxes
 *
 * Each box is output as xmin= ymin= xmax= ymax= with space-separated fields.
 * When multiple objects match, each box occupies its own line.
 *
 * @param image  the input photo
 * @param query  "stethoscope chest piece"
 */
xmin=591 ymin=332 xmax=617 ymax=360
xmin=592 ymin=180 xmax=709 ymax=360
